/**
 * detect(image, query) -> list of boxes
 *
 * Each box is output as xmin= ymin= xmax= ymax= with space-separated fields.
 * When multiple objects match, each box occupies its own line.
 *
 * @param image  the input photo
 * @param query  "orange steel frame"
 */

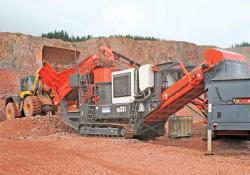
xmin=38 ymin=46 xmax=138 ymax=106
xmin=143 ymin=49 xmax=246 ymax=124
xmin=38 ymin=47 xmax=246 ymax=125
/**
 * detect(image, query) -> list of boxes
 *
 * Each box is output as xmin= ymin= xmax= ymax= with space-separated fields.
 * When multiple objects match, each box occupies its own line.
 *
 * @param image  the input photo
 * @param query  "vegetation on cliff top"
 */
xmin=41 ymin=30 xmax=250 ymax=47
xmin=41 ymin=30 xmax=160 ymax=42
xmin=231 ymin=42 xmax=250 ymax=48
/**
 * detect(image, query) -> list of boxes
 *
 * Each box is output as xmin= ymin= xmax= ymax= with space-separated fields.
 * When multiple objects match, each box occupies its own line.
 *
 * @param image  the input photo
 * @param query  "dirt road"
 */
xmin=0 ymin=135 xmax=250 ymax=175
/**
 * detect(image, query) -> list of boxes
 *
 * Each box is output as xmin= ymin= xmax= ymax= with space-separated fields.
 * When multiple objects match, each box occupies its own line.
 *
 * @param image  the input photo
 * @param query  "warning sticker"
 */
xmin=208 ymin=103 xmax=212 ymax=113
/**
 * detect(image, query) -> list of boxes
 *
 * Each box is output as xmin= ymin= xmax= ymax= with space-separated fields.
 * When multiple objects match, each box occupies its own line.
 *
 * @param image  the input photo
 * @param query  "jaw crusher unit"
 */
xmin=38 ymin=47 xmax=246 ymax=139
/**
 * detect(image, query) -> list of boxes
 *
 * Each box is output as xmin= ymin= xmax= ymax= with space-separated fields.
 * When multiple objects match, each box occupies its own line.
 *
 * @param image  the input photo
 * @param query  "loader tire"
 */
xmin=6 ymin=102 xmax=21 ymax=120
xmin=24 ymin=96 xmax=42 ymax=117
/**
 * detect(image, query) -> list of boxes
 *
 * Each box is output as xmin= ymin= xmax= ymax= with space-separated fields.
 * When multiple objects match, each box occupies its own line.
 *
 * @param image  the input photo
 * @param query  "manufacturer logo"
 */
xmin=102 ymin=107 xmax=111 ymax=113
xmin=117 ymin=106 xmax=126 ymax=113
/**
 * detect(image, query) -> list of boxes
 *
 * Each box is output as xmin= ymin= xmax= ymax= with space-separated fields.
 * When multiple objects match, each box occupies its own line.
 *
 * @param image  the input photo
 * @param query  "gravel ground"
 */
xmin=0 ymin=136 xmax=250 ymax=175
xmin=0 ymin=117 xmax=250 ymax=175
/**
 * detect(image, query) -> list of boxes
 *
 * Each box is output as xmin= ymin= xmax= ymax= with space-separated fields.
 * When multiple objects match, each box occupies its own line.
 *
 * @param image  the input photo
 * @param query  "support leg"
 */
xmin=205 ymin=129 xmax=213 ymax=155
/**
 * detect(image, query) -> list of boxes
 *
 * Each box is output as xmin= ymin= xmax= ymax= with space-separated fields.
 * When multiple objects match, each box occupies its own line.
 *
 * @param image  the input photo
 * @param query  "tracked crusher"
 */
xmin=38 ymin=47 xmax=246 ymax=139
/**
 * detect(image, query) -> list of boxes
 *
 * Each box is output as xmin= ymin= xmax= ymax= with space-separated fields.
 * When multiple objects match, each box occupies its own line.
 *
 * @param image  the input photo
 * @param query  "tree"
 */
xmin=232 ymin=42 xmax=250 ymax=48
xmin=41 ymin=30 xmax=88 ymax=42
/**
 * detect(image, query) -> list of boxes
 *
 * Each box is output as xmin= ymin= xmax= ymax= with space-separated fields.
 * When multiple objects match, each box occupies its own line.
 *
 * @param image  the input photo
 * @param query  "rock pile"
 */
xmin=49 ymin=62 xmax=73 ymax=72
xmin=0 ymin=115 xmax=75 ymax=139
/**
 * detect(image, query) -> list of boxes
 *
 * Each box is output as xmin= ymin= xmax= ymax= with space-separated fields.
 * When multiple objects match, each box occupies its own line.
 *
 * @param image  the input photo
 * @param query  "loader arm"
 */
xmin=32 ymin=68 xmax=42 ymax=93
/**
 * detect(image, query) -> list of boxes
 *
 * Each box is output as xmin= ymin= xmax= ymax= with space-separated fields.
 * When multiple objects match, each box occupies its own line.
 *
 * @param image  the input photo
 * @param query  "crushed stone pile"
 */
xmin=49 ymin=62 xmax=73 ymax=72
xmin=0 ymin=115 xmax=75 ymax=139
xmin=31 ymin=115 xmax=75 ymax=137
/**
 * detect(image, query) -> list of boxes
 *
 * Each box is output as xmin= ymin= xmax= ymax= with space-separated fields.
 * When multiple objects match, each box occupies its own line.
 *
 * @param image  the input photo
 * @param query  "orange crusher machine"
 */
xmin=38 ymin=47 xmax=249 ymax=146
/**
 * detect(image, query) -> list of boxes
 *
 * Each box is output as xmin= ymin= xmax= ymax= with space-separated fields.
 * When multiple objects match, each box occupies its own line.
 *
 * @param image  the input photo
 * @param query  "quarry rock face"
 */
xmin=76 ymin=37 xmax=204 ymax=65
xmin=0 ymin=32 xmax=206 ymax=73
xmin=0 ymin=32 xmax=75 ymax=72
xmin=0 ymin=32 xmax=207 ymax=65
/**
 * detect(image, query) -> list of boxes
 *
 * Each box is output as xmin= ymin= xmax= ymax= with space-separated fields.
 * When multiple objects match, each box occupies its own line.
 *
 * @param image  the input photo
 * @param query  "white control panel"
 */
xmin=139 ymin=64 xmax=154 ymax=91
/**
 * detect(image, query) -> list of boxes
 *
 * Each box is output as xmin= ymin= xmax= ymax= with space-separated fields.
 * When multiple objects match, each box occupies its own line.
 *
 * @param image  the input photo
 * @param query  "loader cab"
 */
xmin=19 ymin=75 xmax=41 ymax=98
xmin=20 ymin=76 xmax=35 ymax=91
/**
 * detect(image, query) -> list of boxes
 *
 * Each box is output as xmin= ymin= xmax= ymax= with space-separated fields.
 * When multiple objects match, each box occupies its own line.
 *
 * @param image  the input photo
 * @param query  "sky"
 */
xmin=0 ymin=0 xmax=250 ymax=48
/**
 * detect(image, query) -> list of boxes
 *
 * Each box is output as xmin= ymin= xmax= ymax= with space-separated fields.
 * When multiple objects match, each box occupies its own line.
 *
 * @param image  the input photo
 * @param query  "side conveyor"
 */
xmin=144 ymin=49 xmax=246 ymax=124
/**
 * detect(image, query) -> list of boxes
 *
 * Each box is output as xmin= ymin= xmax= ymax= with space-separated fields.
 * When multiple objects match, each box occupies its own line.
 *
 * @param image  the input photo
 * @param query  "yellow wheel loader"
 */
xmin=5 ymin=70 xmax=55 ymax=119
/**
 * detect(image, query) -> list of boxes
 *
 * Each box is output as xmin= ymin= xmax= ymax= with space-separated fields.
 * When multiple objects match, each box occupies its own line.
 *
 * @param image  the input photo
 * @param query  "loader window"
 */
xmin=113 ymin=73 xmax=131 ymax=98
xmin=20 ymin=76 xmax=35 ymax=91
